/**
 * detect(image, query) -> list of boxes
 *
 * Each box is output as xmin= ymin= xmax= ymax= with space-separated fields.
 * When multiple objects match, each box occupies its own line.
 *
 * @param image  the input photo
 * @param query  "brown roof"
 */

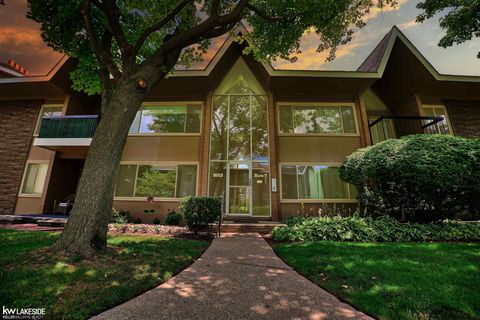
xmin=357 ymin=29 xmax=394 ymax=72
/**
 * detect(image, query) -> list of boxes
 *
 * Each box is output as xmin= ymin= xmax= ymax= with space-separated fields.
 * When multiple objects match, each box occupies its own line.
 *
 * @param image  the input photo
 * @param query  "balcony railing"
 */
xmin=368 ymin=115 xmax=445 ymax=144
xmin=38 ymin=115 xmax=99 ymax=139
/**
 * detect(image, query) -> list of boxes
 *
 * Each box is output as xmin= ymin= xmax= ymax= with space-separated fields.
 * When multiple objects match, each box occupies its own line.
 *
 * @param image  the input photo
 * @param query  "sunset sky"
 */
xmin=0 ymin=0 xmax=479 ymax=76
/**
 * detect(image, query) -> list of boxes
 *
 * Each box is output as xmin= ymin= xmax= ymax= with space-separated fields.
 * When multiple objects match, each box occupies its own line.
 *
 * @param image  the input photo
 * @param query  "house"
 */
xmin=1 ymin=26 xmax=479 ymax=222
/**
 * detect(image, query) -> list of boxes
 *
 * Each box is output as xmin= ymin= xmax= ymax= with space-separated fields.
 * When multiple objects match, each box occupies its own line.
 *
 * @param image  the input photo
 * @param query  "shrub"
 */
xmin=152 ymin=218 xmax=161 ymax=225
xmin=165 ymin=210 xmax=182 ymax=226
xmin=272 ymin=215 xmax=480 ymax=242
xmin=180 ymin=196 xmax=221 ymax=233
xmin=111 ymin=209 xmax=132 ymax=224
xmin=133 ymin=217 xmax=142 ymax=224
xmin=339 ymin=134 xmax=480 ymax=222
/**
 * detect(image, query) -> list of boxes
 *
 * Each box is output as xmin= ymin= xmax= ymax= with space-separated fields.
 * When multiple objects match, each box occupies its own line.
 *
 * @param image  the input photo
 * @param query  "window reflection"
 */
xmin=279 ymin=105 xmax=357 ymax=134
xmin=129 ymin=104 xmax=201 ymax=134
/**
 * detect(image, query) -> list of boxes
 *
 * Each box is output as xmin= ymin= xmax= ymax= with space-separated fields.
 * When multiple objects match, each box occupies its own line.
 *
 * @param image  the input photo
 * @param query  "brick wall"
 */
xmin=0 ymin=100 xmax=42 ymax=214
xmin=445 ymin=100 xmax=480 ymax=138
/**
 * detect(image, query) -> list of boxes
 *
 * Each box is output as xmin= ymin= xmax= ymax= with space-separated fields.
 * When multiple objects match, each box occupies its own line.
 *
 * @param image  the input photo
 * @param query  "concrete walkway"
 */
xmin=93 ymin=233 xmax=371 ymax=320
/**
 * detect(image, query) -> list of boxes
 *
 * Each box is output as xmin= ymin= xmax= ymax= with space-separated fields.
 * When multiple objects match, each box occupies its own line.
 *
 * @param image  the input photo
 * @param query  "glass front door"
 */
xmin=228 ymin=162 xmax=250 ymax=215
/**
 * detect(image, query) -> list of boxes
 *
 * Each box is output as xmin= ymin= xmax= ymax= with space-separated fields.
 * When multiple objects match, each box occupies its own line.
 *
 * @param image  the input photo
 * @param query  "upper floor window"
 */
xmin=20 ymin=162 xmax=49 ymax=196
xmin=34 ymin=105 xmax=63 ymax=135
xmin=423 ymin=105 xmax=452 ymax=135
xmin=129 ymin=103 xmax=201 ymax=134
xmin=115 ymin=163 xmax=197 ymax=199
xmin=278 ymin=103 xmax=358 ymax=134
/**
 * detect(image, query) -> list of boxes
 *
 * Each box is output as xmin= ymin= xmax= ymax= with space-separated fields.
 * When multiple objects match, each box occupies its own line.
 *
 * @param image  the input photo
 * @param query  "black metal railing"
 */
xmin=368 ymin=115 xmax=445 ymax=144
xmin=38 ymin=115 xmax=99 ymax=138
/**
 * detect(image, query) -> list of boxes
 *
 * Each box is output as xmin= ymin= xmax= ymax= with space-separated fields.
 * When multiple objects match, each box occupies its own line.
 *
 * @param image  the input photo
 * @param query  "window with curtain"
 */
xmin=278 ymin=104 xmax=357 ymax=134
xmin=34 ymin=105 xmax=63 ymax=135
xmin=129 ymin=104 xmax=201 ymax=134
xmin=21 ymin=162 xmax=48 ymax=195
xmin=368 ymin=117 xmax=396 ymax=144
xmin=115 ymin=164 xmax=197 ymax=199
xmin=423 ymin=105 xmax=451 ymax=135
xmin=280 ymin=165 xmax=356 ymax=200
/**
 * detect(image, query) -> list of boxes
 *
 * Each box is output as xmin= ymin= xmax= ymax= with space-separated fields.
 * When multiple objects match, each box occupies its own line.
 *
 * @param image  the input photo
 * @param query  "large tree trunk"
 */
xmin=52 ymin=82 xmax=144 ymax=257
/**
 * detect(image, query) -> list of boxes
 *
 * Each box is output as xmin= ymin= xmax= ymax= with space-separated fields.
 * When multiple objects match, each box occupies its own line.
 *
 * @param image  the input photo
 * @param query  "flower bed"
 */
xmin=108 ymin=223 xmax=188 ymax=236
xmin=272 ymin=215 xmax=480 ymax=242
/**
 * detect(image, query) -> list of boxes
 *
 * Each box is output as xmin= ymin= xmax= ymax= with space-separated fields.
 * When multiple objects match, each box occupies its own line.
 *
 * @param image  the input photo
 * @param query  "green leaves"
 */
xmin=416 ymin=0 xmax=480 ymax=58
xmin=27 ymin=0 xmax=395 ymax=95
xmin=180 ymin=196 xmax=221 ymax=233
xmin=272 ymin=215 xmax=480 ymax=242
xmin=340 ymin=134 xmax=480 ymax=222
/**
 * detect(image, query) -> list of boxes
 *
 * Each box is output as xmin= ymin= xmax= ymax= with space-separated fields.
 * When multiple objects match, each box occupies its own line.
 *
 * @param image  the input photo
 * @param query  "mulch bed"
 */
xmin=0 ymin=223 xmax=214 ymax=240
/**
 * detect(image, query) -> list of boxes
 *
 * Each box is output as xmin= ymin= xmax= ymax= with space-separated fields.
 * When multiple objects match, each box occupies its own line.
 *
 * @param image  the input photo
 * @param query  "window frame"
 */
xmin=279 ymin=162 xmax=358 ymax=203
xmin=33 ymin=104 xmax=65 ymax=136
xmin=18 ymin=160 xmax=50 ymax=197
xmin=422 ymin=104 xmax=453 ymax=135
xmin=114 ymin=161 xmax=199 ymax=201
xmin=128 ymin=101 xmax=203 ymax=136
xmin=276 ymin=102 xmax=360 ymax=136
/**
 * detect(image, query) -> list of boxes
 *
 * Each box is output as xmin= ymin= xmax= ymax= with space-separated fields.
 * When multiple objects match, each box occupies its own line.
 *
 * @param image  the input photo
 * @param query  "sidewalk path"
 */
xmin=93 ymin=233 xmax=371 ymax=320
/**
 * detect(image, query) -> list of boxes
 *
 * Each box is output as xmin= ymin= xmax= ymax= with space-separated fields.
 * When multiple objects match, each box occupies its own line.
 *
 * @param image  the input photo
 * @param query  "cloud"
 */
xmin=0 ymin=0 xmax=62 ymax=75
xmin=398 ymin=19 xmax=419 ymax=30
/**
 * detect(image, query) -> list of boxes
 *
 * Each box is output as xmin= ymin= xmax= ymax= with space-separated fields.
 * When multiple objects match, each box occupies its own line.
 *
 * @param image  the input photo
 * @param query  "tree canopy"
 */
xmin=416 ymin=0 xmax=480 ymax=58
xmin=27 ymin=0 xmax=392 ymax=96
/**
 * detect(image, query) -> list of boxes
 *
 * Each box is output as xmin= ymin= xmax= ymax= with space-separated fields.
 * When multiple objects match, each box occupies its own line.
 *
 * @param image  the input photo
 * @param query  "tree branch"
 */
xmin=133 ymin=0 xmax=194 ymax=54
xmin=161 ymin=0 xmax=250 ymax=54
xmin=80 ymin=0 xmax=121 ymax=79
xmin=96 ymin=0 xmax=134 ymax=58
xmin=246 ymin=3 xmax=294 ymax=22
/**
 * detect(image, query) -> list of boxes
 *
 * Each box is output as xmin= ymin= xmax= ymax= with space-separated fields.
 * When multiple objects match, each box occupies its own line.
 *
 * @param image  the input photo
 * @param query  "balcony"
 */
xmin=34 ymin=115 xmax=98 ymax=155
xmin=368 ymin=115 xmax=446 ymax=144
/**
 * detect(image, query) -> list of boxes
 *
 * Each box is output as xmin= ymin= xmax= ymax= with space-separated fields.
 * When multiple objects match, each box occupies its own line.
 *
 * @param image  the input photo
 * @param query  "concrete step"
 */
xmin=219 ymin=222 xmax=284 ymax=234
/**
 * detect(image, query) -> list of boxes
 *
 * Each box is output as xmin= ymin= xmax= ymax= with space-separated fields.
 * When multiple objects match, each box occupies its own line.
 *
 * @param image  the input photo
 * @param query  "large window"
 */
xmin=129 ymin=103 xmax=201 ymax=134
xmin=278 ymin=103 xmax=357 ymax=134
xmin=423 ymin=105 xmax=452 ymax=135
xmin=115 ymin=164 xmax=197 ymax=199
xmin=34 ymin=105 xmax=63 ymax=135
xmin=20 ymin=162 xmax=49 ymax=195
xmin=280 ymin=164 xmax=357 ymax=201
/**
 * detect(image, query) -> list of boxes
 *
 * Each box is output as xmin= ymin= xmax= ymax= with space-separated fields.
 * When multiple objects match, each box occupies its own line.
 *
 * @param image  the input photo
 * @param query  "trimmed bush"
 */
xmin=180 ymin=196 xmax=221 ymax=233
xmin=339 ymin=134 xmax=480 ymax=222
xmin=165 ymin=210 xmax=182 ymax=226
xmin=272 ymin=215 xmax=480 ymax=242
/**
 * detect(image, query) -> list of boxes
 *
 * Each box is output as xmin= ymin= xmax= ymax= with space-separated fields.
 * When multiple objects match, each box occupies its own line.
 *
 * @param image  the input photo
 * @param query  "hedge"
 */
xmin=180 ymin=196 xmax=221 ymax=233
xmin=339 ymin=134 xmax=480 ymax=222
xmin=272 ymin=215 xmax=480 ymax=242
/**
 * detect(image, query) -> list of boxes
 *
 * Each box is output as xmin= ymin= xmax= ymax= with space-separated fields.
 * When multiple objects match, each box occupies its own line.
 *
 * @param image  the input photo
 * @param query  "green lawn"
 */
xmin=274 ymin=241 xmax=480 ymax=320
xmin=0 ymin=229 xmax=209 ymax=320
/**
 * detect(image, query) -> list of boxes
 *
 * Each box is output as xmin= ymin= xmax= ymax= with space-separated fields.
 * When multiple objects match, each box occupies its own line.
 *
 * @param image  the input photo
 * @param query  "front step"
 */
xmin=219 ymin=222 xmax=284 ymax=234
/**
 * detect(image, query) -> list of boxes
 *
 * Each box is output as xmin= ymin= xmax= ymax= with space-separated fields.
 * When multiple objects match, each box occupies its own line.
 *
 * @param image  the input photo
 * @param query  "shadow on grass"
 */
xmin=0 ymin=229 xmax=209 ymax=320
xmin=274 ymin=241 xmax=480 ymax=320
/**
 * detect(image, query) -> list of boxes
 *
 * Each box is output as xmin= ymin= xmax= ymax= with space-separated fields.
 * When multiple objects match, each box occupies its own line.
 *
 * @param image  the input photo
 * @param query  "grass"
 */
xmin=0 ymin=229 xmax=209 ymax=319
xmin=274 ymin=241 xmax=480 ymax=320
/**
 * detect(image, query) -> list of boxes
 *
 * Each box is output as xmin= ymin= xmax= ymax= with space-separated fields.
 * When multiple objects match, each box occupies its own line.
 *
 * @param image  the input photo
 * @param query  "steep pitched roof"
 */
xmin=357 ymin=26 xmax=480 ymax=82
